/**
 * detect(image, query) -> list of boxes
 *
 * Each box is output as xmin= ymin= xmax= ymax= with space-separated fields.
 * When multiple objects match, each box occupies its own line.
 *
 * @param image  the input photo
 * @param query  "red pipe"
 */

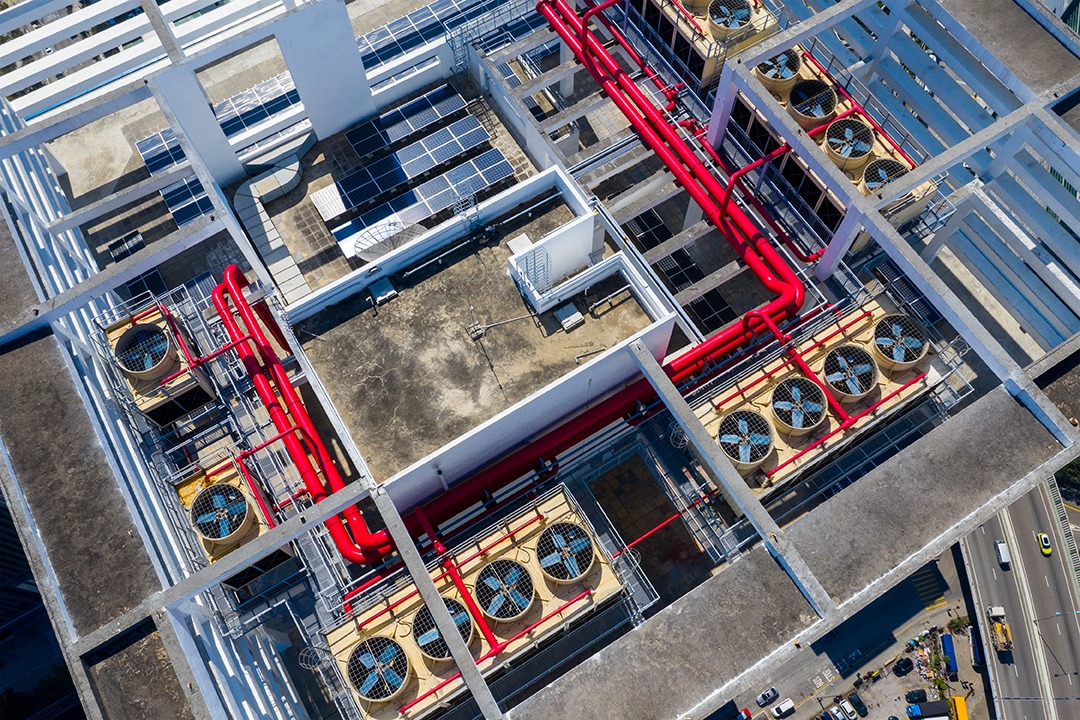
xmin=159 ymin=333 xmax=253 ymax=386
xmin=611 ymin=489 xmax=718 ymax=558
xmin=800 ymin=50 xmax=918 ymax=168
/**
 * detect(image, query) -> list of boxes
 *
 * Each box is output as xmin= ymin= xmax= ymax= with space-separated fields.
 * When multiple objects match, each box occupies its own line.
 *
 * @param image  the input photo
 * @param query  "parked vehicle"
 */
xmin=756 ymin=687 xmax=779 ymax=707
xmin=905 ymin=689 xmax=928 ymax=704
xmin=849 ymin=692 xmax=868 ymax=717
xmin=771 ymin=698 xmax=795 ymax=718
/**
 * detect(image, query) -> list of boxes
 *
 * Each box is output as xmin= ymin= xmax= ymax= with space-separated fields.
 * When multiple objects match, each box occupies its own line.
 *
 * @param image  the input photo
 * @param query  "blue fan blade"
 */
xmin=226 ymin=501 xmax=247 ymax=517
xmin=564 ymin=556 xmax=581 ymax=578
xmin=774 ymin=401 xmax=793 ymax=411
xmin=196 ymin=512 xmax=217 ymax=524
xmin=876 ymin=337 xmax=894 ymax=348
xmin=893 ymin=346 xmax=905 ymax=362
xmin=568 ymin=538 xmax=591 ymax=553
xmin=417 ymin=628 xmax=440 ymax=646
xmin=792 ymin=409 xmax=804 ymax=427
xmin=826 ymin=371 xmax=846 ymax=383
xmin=836 ymin=356 xmax=850 ymax=370
xmin=749 ymin=433 xmax=771 ymax=445
xmin=854 ymin=364 xmax=873 ymax=375
xmin=359 ymin=672 xmax=379 ymax=695
xmin=504 ymin=567 xmax=521 ymax=584
xmin=483 ymin=576 xmax=502 ymax=591
xmin=357 ymin=652 xmax=375 ymax=669
xmin=552 ymin=532 xmax=567 ymax=549
xmin=803 ymin=402 xmax=823 ymax=414
xmin=487 ymin=594 xmax=505 ymax=615
xmin=903 ymin=337 xmax=924 ymax=350
xmin=451 ymin=611 xmax=470 ymax=625
xmin=891 ymin=322 xmax=904 ymax=336
xmin=737 ymin=418 xmax=748 ymax=434
xmin=791 ymin=385 xmax=802 ymax=402
xmin=540 ymin=552 xmax=563 ymax=568
xmin=734 ymin=8 xmax=750 ymax=20
xmin=846 ymin=377 xmax=861 ymax=394
xmin=213 ymin=494 xmax=227 ymax=508
xmin=719 ymin=434 xmax=740 ymax=443
xmin=379 ymin=645 xmax=399 ymax=664
xmin=383 ymin=668 xmax=403 ymax=690
xmin=510 ymin=590 xmax=530 ymax=608
xmin=739 ymin=443 xmax=751 ymax=463
xmin=218 ymin=518 xmax=230 ymax=537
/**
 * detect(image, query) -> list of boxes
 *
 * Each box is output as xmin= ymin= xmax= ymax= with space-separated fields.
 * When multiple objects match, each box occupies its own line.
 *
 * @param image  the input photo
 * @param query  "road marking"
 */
xmin=1065 ymin=502 xmax=1080 ymax=514
xmin=1047 ymin=575 xmax=1051 ymax=587
xmin=1059 ymin=624 xmax=1063 ymax=636
xmin=993 ymin=568 xmax=998 ymax=581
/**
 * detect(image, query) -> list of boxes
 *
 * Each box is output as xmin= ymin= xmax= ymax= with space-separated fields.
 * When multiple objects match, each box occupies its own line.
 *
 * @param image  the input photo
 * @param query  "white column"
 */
xmin=683 ymin=195 xmax=704 ymax=230
xmin=560 ymin=41 xmax=575 ymax=97
xmin=275 ymin=0 xmax=374 ymax=139
xmin=151 ymin=66 xmax=245 ymax=187
xmin=813 ymin=208 xmax=865 ymax=279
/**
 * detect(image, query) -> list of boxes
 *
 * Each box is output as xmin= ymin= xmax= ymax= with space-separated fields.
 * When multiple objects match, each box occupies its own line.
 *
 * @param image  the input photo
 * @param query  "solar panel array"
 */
xmin=213 ymin=72 xmax=300 ymax=139
xmin=345 ymin=84 xmax=466 ymax=157
xmin=135 ymin=130 xmax=213 ymax=228
xmin=313 ymin=115 xmax=489 ymax=222
xmin=135 ymin=129 xmax=186 ymax=175
xmin=331 ymin=148 xmax=514 ymax=256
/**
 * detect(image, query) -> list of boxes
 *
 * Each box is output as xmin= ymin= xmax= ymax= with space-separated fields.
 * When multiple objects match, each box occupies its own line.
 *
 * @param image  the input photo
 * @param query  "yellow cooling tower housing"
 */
xmin=174 ymin=461 xmax=271 ymax=562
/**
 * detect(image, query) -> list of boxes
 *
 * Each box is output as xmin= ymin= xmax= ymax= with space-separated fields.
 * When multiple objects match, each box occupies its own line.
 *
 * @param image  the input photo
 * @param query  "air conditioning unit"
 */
xmin=173 ymin=461 xmax=271 ymax=562
xmin=326 ymin=487 xmax=624 ymax=720
xmin=705 ymin=299 xmax=942 ymax=494
xmin=104 ymin=305 xmax=215 ymax=427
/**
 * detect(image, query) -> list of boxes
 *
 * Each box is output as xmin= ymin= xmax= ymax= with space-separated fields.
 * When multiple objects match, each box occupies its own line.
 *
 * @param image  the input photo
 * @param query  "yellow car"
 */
xmin=1037 ymin=532 xmax=1053 ymax=557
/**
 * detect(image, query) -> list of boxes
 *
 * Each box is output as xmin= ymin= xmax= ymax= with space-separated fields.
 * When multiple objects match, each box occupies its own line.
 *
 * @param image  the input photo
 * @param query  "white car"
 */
xmin=839 ymin=700 xmax=858 ymax=720
xmin=771 ymin=698 xmax=795 ymax=717
xmin=829 ymin=707 xmax=846 ymax=720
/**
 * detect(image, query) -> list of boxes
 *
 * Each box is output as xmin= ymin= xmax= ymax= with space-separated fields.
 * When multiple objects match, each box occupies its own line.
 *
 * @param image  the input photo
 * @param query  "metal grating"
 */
xmin=346 ymin=636 xmax=410 ymax=701
xmin=114 ymin=324 xmax=170 ymax=373
xmin=789 ymin=79 xmax=836 ymax=119
xmin=717 ymin=409 xmax=773 ymax=464
xmin=190 ymin=484 xmax=249 ymax=541
xmin=863 ymin=157 xmax=909 ymax=191
xmin=475 ymin=558 xmax=534 ymax=621
xmin=826 ymin=118 xmax=875 ymax=159
xmin=709 ymin=0 xmax=751 ymax=28
xmin=757 ymin=49 xmax=800 ymax=80
xmin=413 ymin=597 xmax=472 ymax=661
xmin=536 ymin=522 xmax=594 ymax=582
xmin=874 ymin=314 xmax=927 ymax=365
xmin=771 ymin=377 xmax=827 ymax=430
xmin=823 ymin=345 xmax=878 ymax=396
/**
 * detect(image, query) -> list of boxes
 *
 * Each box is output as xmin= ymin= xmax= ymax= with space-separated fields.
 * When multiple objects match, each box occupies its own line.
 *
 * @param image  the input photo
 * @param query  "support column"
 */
xmin=813 ymin=208 xmax=865 ymax=280
xmin=559 ymin=40 xmax=575 ymax=97
xmin=683 ymin=195 xmax=704 ymax=231
xmin=275 ymin=0 xmax=375 ymax=139
xmin=707 ymin=62 xmax=739 ymax=148
xmin=150 ymin=67 xmax=245 ymax=188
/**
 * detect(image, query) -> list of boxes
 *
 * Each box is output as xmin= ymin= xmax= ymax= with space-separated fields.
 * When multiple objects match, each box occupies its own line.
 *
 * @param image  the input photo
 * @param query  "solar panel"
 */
xmin=160 ymin=176 xmax=213 ymax=227
xmin=345 ymin=84 xmax=466 ymax=156
xmin=209 ymin=72 xmax=302 ymax=139
xmin=331 ymin=148 xmax=513 ymax=258
xmin=136 ymin=129 xmax=186 ymax=176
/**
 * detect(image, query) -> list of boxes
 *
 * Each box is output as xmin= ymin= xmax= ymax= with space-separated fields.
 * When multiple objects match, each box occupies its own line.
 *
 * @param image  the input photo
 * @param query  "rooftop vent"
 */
xmin=347 ymin=636 xmax=411 ymax=703
xmin=787 ymin=79 xmax=837 ymax=130
xmin=114 ymin=323 xmax=178 ymax=381
xmin=189 ymin=483 xmax=254 ymax=552
xmin=537 ymin=522 xmax=595 ymax=584
xmin=708 ymin=0 xmax=752 ymax=38
xmin=823 ymin=345 xmax=878 ymax=402
xmin=754 ymin=49 xmax=802 ymax=94
xmin=824 ymin=117 xmax=875 ymax=173
xmin=412 ymin=597 xmax=473 ymax=662
xmin=873 ymin=314 xmax=928 ymax=372
xmin=717 ymin=409 xmax=774 ymax=472
xmin=771 ymin=377 xmax=827 ymax=435
xmin=476 ymin=559 xmax=535 ymax=623
xmin=860 ymin=157 xmax=909 ymax=194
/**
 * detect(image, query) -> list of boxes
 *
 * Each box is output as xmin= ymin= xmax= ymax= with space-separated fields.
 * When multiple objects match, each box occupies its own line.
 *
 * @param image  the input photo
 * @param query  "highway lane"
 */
xmin=1005 ymin=486 xmax=1080 ymax=713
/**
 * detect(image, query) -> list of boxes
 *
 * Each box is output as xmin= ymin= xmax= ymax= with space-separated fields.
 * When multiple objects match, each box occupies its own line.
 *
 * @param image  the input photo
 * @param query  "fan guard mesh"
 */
xmin=789 ymin=79 xmax=836 ymax=118
xmin=475 ymin=559 xmax=534 ymax=621
xmin=717 ymin=409 xmax=773 ymax=464
xmin=190 ymin=484 xmax=249 ymax=540
xmin=863 ymin=158 xmax=908 ymax=191
xmin=874 ymin=314 xmax=927 ymax=364
xmin=347 ymin=636 xmax=410 ymax=702
xmin=823 ymin=345 xmax=878 ymax=396
xmin=412 ymin=597 xmax=472 ymax=661
xmin=826 ymin=118 xmax=875 ymax=158
xmin=115 ymin=324 xmax=171 ymax=373
xmin=771 ymin=377 xmax=827 ymax=429
xmin=537 ymin=522 xmax=595 ymax=582
xmin=757 ymin=49 xmax=800 ymax=79
xmin=709 ymin=0 xmax=751 ymax=27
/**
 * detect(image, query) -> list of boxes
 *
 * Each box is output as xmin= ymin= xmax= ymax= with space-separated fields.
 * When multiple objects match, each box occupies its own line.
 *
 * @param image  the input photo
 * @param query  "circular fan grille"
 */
xmin=537 ymin=523 xmax=595 ymax=583
xmin=475 ymin=559 xmax=534 ymax=621
xmin=115 ymin=324 xmax=170 ymax=373
xmin=789 ymin=79 xmax=836 ymax=118
xmin=771 ymin=377 xmax=827 ymax=430
xmin=874 ymin=314 xmax=927 ymax=365
xmin=347 ymin=636 xmax=410 ymax=702
xmin=412 ymin=598 xmax=472 ymax=661
xmin=717 ymin=409 xmax=773 ymax=464
xmin=823 ymin=345 xmax=878 ymax=396
xmin=709 ymin=0 xmax=751 ymax=26
xmin=826 ymin=118 xmax=875 ymax=158
xmin=756 ymin=49 xmax=800 ymax=79
xmin=863 ymin=158 xmax=908 ymax=191
xmin=190 ymin=484 xmax=250 ymax=540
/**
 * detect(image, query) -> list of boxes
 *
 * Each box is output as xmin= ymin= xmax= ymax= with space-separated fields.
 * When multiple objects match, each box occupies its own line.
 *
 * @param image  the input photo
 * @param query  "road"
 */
xmin=964 ymin=484 xmax=1080 ymax=720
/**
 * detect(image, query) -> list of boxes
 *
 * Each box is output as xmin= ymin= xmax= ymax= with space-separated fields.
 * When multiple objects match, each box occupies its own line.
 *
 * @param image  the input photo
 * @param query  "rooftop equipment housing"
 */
xmin=173 ymin=461 xmax=273 ymax=562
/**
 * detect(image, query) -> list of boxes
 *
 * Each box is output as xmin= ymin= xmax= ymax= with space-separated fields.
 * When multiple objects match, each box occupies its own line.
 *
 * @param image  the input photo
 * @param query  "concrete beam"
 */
xmin=737 ymin=0 xmax=884 ymax=67
xmin=48 ymin=163 xmax=190 ymax=234
xmin=627 ymin=341 xmax=836 ymax=617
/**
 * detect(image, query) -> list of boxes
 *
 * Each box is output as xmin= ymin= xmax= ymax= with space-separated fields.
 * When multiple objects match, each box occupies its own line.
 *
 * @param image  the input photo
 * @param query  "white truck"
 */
xmin=995 ymin=540 xmax=1011 ymax=568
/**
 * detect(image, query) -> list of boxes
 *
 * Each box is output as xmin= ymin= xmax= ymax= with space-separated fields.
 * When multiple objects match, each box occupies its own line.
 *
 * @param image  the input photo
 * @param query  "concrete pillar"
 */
xmin=683 ymin=195 xmax=704 ymax=230
xmin=920 ymin=204 xmax=971 ymax=263
xmin=275 ymin=0 xmax=374 ymax=139
xmin=707 ymin=63 xmax=739 ymax=147
xmin=560 ymin=41 xmax=575 ymax=98
xmin=150 ymin=67 xmax=245 ymax=188
xmin=813 ymin=209 xmax=865 ymax=279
